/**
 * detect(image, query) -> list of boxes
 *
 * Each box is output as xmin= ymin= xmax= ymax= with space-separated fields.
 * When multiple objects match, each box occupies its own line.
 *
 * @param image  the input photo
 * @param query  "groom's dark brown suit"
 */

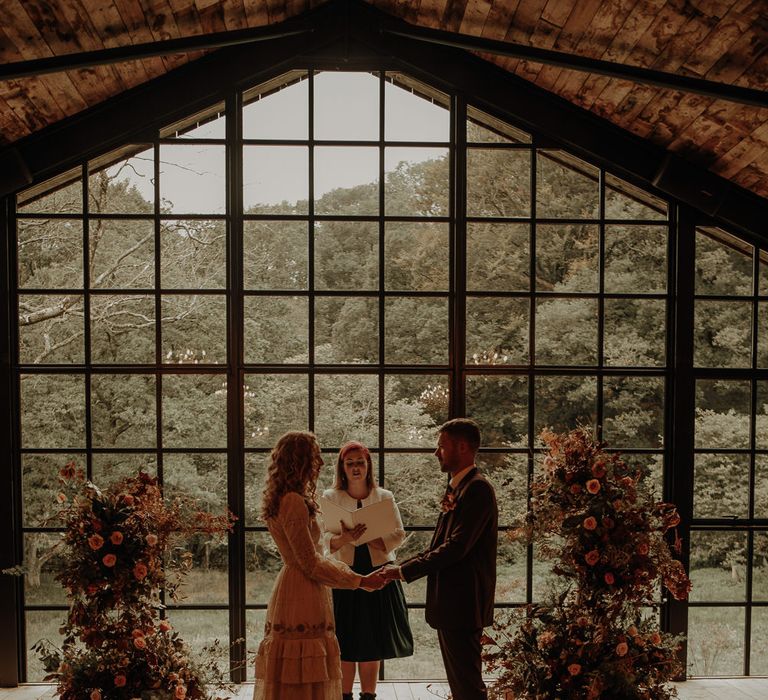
xmin=399 ymin=467 xmax=498 ymax=700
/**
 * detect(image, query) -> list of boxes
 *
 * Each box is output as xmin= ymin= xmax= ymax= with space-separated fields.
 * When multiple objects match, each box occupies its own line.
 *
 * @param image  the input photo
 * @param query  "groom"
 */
xmin=382 ymin=418 xmax=497 ymax=700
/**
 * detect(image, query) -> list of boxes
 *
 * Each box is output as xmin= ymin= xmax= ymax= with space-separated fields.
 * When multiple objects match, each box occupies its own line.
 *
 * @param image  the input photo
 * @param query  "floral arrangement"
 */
xmin=33 ymin=462 xmax=236 ymax=700
xmin=483 ymin=428 xmax=691 ymax=700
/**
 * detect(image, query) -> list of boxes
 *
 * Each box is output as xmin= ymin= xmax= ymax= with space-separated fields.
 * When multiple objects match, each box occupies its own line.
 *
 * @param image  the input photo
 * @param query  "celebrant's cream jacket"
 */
xmin=321 ymin=486 xmax=407 ymax=567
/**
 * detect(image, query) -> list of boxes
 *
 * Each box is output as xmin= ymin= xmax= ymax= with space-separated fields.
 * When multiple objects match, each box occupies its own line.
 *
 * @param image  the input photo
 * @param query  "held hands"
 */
xmin=378 ymin=563 xmax=402 ymax=582
xmin=360 ymin=569 xmax=388 ymax=591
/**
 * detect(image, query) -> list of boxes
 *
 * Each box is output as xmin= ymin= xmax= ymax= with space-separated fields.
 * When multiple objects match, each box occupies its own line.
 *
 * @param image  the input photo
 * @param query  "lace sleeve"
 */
xmin=278 ymin=493 xmax=361 ymax=589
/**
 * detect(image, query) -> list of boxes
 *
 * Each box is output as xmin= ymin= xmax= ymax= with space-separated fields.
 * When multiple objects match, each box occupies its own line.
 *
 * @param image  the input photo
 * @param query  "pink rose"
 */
xmin=604 ymin=572 xmax=615 ymax=585
xmin=175 ymin=685 xmax=187 ymax=699
xmin=133 ymin=562 xmax=148 ymax=581
xmin=637 ymin=542 xmax=649 ymax=556
xmin=568 ymin=663 xmax=581 ymax=676
xmin=133 ymin=636 xmax=146 ymax=649
xmin=131 ymin=629 xmax=145 ymax=638
xmin=121 ymin=494 xmax=134 ymax=506
xmin=159 ymin=620 xmax=172 ymax=633
xmin=114 ymin=675 xmax=126 ymax=688
xmin=591 ymin=463 xmax=606 ymax=478
xmin=583 ymin=516 xmax=597 ymax=531
xmin=110 ymin=531 xmax=124 ymax=545
xmin=586 ymin=479 xmax=601 ymax=494
xmin=88 ymin=535 xmax=104 ymax=551
xmin=90 ymin=691 xmax=101 ymax=700
xmin=102 ymin=554 xmax=117 ymax=568
xmin=616 ymin=642 xmax=628 ymax=657
xmin=585 ymin=550 xmax=600 ymax=566
xmin=56 ymin=492 xmax=67 ymax=504
xmin=570 ymin=484 xmax=582 ymax=495
xmin=146 ymin=534 xmax=158 ymax=547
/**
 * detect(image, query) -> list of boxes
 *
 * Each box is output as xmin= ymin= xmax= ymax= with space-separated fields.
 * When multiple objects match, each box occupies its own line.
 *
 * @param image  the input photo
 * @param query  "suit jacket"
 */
xmin=400 ymin=468 xmax=497 ymax=630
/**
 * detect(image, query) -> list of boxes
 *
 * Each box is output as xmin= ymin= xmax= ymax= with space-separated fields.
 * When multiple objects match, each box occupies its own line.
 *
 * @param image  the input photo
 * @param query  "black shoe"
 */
xmin=342 ymin=694 xmax=353 ymax=700
xmin=360 ymin=694 xmax=376 ymax=700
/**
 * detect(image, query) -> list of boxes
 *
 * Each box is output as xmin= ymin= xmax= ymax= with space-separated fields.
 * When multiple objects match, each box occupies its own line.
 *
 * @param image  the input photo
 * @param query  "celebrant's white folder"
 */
xmin=319 ymin=496 xmax=398 ymax=545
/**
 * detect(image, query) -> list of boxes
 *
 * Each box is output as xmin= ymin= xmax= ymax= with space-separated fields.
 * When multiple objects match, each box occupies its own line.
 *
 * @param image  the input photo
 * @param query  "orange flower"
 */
xmin=102 ymin=554 xmax=117 ymax=568
xmin=175 ymin=685 xmax=187 ymax=699
xmin=568 ymin=663 xmax=581 ymax=676
xmin=601 ymin=516 xmax=614 ymax=529
xmin=591 ymin=463 xmax=606 ymax=478
xmin=146 ymin=533 xmax=158 ymax=547
xmin=586 ymin=479 xmax=601 ymax=494
xmin=576 ymin=616 xmax=589 ymax=627
xmin=133 ymin=562 xmax=148 ymax=581
xmin=621 ymin=476 xmax=634 ymax=488
xmin=637 ymin=542 xmax=649 ymax=556
xmin=570 ymin=484 xmax=582 ymax=495
xmin=59 ymin=462 xmax=77 ymax=480
xmin=88 ymin=534 xmax=104 ymax=551
xmin=110 ymin=531 xmax=124 ymax=545
xmin=604 ymin=572 xmax=615 ymax=585
xmin=56 ymin=492 xmax=67 ymax=504
xmin=583 ymin=516 xmax=598 ymax=531
xmin=585 ymin=550 xmax=600 ymax=566
xmin=132 ymin=629 xmax=145 ymax=639
xmin=159 ymin=620 xmax=172 ymax=633
xmin=114 ymin=675 xmax=126 ymax=688
xmin=121 ymin=494 xmax=135 ymax=507
xmin=627 ymin=625 xmax=638 ymax=637
xmin=90 ymin=691 xmax=101 ymax=700
xmin=616 ymin=642 xmax=628 ymax=657
xmin=133 ymin=636 xmax=147 ymax=649
xmin=651 ymin=632 xmax=662 ymax=645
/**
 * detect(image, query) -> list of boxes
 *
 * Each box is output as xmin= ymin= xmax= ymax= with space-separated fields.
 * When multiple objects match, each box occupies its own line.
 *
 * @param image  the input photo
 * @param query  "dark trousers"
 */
xmin=437 ymin=627 xmax=487 ymax=700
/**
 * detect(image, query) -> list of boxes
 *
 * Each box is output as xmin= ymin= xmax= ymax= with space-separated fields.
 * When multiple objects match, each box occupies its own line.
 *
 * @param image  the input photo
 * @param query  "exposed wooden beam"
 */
xmin=382 ymin=24 xmax=768 ymax=109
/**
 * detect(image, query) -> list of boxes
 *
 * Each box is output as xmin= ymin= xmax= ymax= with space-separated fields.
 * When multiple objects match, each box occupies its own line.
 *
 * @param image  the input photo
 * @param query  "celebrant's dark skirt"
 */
xmin=332 ymin=544 xmax=414 ymax=662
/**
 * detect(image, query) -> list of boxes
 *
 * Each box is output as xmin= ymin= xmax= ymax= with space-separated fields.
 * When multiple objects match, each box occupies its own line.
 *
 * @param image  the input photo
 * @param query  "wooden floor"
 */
xmin=2 ymin=679 xmax=768 ymax=700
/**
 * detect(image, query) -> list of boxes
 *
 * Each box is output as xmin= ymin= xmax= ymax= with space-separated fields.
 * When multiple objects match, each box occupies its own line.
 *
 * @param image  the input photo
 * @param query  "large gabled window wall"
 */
xmin=9 ymin=67 xmax=766 ymax=681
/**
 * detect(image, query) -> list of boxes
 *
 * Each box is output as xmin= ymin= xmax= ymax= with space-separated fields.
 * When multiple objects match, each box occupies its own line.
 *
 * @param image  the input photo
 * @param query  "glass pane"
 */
xmin=243 ymin=75 xmax=308 ymax=139
xmin=466 ymin=297 xmax=529 ymax=365
xmin=383 ymin=454 xmax=441 ymax=527
xmin=467 ymin=148 xmax=530 ymax=217
xmin=466 ymin=376 xmax=528 ymax=447
xmin=91 ymin=374 xmax=156 ymax=448
xmin=399 ymin=531 xmax=432 ymax=604
xmin=315 ymin=297 xmax=378 ymax=363
xmin=162 ymin=294 xmax=226 ymax=364
xmin=384 ymin=613 xmax=442 ymax=680
xmin=694 ymin=454 xmax=750 ymax=519
xmin=385 ymin=76 xmax=450 ymax=142
xmin=22 ymin=453 xmax=81 ymax=526
xmin=243 ymin=220 xmax=307 ymax=290
xmin=243 ymin=145 xmax=308 ymax=214
xmin=160 ymin=102 xmax=226 ymax=139
xmin=314 ymin=147 xmax=378 ymax=216
xmin=536 ymin=223 xmax=599 ymax=292
xmin=159 ymin=144 xmax=226 ymax=215
xmin=244 ymin=296 xmax=308 ymax=364
xmin=696 ymin=229 xmax=753 ymax=296
xmin=384 ymin=375 xmax=447 ymax=447
xmin=246 ymin=531 xmax=282 ymax=604
xmin=604 ymin=224 xmax=667 ymax=294
xmin=162 ymin=374 xmax=227 ymax=448
xmin=385 ymin=222 xmax=448 ymax=291
xmin=694 ymin=301 xmax=752 ymax=368
xmin=246 ymin=609 xmax=268 ymax=681
xmin=25 ymin=610 xmax=66 ymax=681
xmin=91 ymin=294 xmax=155 ymax=364
xmin=496 ymin=538 xmax=528 ymax=603
xmin=603 ymin=376 xmax=664 ymax=448
xmin=695 ymin=380 xmax=751 ymax=449
xmin=165 ymin=610 xmax=229 ymax=674
xmin=166 ymin=535 xmax=228 ymax=605
xmin=385 ymin=297 xmax=448 ymax=365
xmin=751 ymin=607 xmax=768 ymax=674
xmin=244 ymin=373 xmax=309 ymax=448
xmin=535 ymin=375 xmax=597 ymax=434
xmin=19 ymin=294 xmax=84 ymax=364
xmin=315 ymin=220 xmax=378 ymax=291
xmin=245 ymin=453 xmax=269 ymax=524
xmin=756 ymin=382 xmax=768 ymax=450
xmin=604 ymin=173 xmax=667 ymax=220
xmin=537 ymin=151 xmax=599 ymax=219
xmin=687 ymin=607 xmax=744 ymax=676
xmin=532 ymin=540 xmax=562 ymax=601
xmin=23 ymin=532 xmax=67 ymax=606
xmin=467 ymin=106 xmax=531 ymax=144
xmin=466 ymin=222 xmax=529 ymax=292
xmin=18 ymin=173 xmax=82 ymax=215
xmin=17 ymin=218 xmax=83 ymax=289
xmin=91 ymin=453 xmax=157 ymax=484
xmin=314 ymin=374 xmax=378 ymax=448
xmin=90 ymin=218 xmax=154 ymax=289
xmin=604 ymin=298 xmax=666 ymax=367
xmin=161 ymin=219 xmax=226 ymax=289
xmin=623 ymin=452 xmax=663 ymax=498
xmin=759 ymin=302 xmax=768 ymax=367
xmin=479 ymin=452 xmax=527 ymax=527
xmin=753 ymin=532 xmax=768 ymax=600
xmin=385 ymin=147 xmax=449 ymax=217
xmin=164 ymin=453 xmax=227 ymax=508
xmin=689 ymin=531 xmax=747 ymax=602
xmin=314 ymin=71 xmax=379 ymax=141
xmin=756 ymin=455 xmax=768 ymax=517
xmin=21 ymin=373 xmax=85 ymax=448
xmin=88 ymin=147 xmax=154 ymax=214
xmin=535 ymin=299 xmax=598 ymax=365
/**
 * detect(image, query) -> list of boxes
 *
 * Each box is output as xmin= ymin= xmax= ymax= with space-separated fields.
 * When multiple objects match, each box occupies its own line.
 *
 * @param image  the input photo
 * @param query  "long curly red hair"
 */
xmin=261 ymin=431 xmax=322 ymax=521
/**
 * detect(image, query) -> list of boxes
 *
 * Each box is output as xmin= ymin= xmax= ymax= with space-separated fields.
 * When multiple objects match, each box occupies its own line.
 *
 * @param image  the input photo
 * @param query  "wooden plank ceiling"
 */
xmin=1 ymin=0 xmax=767 ymax=197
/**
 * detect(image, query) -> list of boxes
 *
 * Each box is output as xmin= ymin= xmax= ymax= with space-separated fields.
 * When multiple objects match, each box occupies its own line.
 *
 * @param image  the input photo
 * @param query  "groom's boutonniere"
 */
xmin=439 ymin=491 xmax=457 ymax=513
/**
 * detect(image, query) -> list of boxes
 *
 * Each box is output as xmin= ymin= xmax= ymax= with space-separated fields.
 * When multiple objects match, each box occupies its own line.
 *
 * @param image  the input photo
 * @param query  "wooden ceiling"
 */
xmin=1 ymin=0 xmax=767 ymax=198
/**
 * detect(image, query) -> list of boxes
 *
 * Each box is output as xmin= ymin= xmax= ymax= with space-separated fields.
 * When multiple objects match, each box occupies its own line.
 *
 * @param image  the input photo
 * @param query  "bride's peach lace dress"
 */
xmin=253 ymin=492 xmax=361 ymax=700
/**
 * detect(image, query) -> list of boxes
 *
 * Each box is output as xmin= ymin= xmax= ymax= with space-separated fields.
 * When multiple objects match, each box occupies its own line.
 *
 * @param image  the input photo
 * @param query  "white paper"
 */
xmin=319 ymin=496 xmax=399 ymax=545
